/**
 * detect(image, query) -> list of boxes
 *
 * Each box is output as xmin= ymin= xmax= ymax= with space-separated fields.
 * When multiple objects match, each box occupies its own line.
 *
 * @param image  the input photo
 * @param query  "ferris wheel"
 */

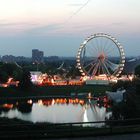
xmin=76 ymin=33 xmax=125 ymax=78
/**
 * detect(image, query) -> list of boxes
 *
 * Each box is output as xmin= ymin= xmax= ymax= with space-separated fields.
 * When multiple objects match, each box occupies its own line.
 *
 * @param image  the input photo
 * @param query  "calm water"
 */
xmin=0 ymin=99 xmax=111 ymax=125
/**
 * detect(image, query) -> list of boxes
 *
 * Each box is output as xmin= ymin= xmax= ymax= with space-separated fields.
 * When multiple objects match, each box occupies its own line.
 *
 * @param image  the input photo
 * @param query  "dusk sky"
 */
xmin=0 ymin=0 xmax=140 ymax=57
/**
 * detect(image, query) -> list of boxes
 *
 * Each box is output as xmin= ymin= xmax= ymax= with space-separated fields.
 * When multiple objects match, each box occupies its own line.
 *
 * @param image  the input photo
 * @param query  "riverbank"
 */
xmin=0 ymin=85 xmax=111 ymax=98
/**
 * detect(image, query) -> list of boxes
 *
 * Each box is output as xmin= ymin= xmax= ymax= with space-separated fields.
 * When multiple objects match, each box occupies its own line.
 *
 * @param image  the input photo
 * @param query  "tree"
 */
xmin=0 ymin=63 xmax=22 ymax=83
xmin=0 ymin=71 xmax=8 ymax=83
xmin=19 ymin=69 xmax=33 ymax=90
xmin=66 ymin=66 xmax=81 ymax=78
xmin=12 ymin=69 xmax=23 ymax=81
xmin=111 ymin=80 xmax=132 ymax=92
xmin=135 ymin=65 xmax=140 ymax=77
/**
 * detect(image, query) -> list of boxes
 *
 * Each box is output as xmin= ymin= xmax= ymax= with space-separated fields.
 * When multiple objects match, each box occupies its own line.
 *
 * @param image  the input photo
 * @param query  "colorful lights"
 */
xmin=0 ymin=77 xmax=19 ymax=87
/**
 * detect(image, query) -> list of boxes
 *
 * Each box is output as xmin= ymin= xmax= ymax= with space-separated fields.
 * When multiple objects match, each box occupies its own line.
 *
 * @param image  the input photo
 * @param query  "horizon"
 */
xmin=0 ymin=53 xmax=139 ymax=58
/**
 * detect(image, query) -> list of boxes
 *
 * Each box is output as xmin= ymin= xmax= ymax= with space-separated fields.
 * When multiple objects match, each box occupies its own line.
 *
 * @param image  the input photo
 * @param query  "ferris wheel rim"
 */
xmin=76 ymin=33 xmax=125 ymax=77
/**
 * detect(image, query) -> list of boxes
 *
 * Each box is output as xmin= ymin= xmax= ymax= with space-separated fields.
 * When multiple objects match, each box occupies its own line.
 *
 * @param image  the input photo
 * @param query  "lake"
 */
xmin=0 ymin=98 xmax=112 ymax=126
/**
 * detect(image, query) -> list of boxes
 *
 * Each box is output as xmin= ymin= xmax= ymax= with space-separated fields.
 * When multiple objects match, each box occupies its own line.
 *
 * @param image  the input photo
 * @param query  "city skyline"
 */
xmin=0 ymin=0 xmax=140 ymax=57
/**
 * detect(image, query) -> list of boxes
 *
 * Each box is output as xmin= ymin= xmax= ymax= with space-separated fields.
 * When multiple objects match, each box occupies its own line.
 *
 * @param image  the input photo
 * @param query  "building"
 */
xmin=30 ymin=71 xmax=43 ymax=84
xmin=32 ymin=49 xmax=44 ymax=63
xmin=2 ymin=55 xmax=16 ymax=63
xmin=1 ymin=55 xmax=31 ymax=63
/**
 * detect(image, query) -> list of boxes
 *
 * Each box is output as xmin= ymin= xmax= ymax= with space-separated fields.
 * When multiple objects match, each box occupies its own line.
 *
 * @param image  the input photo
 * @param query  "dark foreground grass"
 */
xmin=0 ymin=118 xmax=140 ymax=138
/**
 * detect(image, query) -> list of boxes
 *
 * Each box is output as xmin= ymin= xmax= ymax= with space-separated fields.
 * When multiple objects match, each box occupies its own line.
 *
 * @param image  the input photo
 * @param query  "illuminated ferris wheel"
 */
xmin=76 ymin=33 xmax=125 ymax=78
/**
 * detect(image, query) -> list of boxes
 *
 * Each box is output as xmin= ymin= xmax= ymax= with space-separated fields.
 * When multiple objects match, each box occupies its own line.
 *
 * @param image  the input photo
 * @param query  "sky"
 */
xmin=0 ymin=0 xmax=140 ymax=57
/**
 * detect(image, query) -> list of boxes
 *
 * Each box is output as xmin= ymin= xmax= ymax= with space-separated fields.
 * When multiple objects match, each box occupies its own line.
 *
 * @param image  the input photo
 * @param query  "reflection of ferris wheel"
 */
xmin=76 ymin=33 xmax=125 ymax=78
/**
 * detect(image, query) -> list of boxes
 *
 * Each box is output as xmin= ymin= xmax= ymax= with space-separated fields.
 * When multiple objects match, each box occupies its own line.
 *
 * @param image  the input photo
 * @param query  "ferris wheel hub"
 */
xmin=98 ymin=53 xmax=105 ymax=61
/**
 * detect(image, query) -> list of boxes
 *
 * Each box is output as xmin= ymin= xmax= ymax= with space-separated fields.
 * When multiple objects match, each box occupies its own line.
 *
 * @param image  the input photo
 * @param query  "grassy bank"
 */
xmin=0 ymin=85 xmax=112 ymax=98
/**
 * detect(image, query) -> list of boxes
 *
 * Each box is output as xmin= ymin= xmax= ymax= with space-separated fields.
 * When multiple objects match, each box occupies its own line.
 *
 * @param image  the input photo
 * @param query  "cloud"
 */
xmin=0 ymin=20 xmax=64 ymax=36
xmin=0 ymin=21 xmax=41 ymax=36
xmin=110 ymin=22 xmax=125 ymax=26
xmin=0 ymin=21 xmax=38 ymax=27
xmin=68 ymin=3 xmax=84 ymax=6
xmin=23 ymin=23 xmax=64 ymax=36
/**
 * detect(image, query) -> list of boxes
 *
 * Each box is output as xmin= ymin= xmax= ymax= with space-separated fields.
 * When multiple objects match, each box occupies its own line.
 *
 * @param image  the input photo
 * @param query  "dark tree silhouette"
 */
xmin=19 ymin=69 xmax=32 ymax=90
xmin=135 ymin=65 xmax=140 ymax=77
xmin=0 ymin=62 xmax=22 ymax=83
xmin=0 ymin=71 xmax=8 ymax=83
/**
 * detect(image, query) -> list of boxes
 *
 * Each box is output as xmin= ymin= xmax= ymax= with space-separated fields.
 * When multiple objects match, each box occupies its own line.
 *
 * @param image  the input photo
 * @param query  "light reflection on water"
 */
xmin=0 ymin=102 xmax=111 ymax=125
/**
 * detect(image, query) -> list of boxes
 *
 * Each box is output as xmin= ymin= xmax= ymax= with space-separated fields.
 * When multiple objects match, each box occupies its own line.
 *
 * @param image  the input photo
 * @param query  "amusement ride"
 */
xmin=76 ymin=33 xmax=125 ymax=82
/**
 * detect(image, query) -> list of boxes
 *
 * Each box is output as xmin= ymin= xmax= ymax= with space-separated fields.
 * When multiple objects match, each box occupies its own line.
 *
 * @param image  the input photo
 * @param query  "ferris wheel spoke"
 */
xmin=97 ymin=37 xmax=103 ymax=53
xmin=101 ymin=64 xmax=106 ymax=74
xmin=105 ymin=59 xmax=119 ymax=71
xmin=99 ymin=61 xmax=106 ymax=75
xmin=103 ymin=39 xmax=112 ymax=53
xmin=88 ymin=40 xmax=99 ymax=55
xmin=98 ymin=62 xmax=101 ymax=75
xmin=85 ymin=48 xmax=93 ymax=57
xmin=99 ymin=37 xmax=105 ymax=53
xmin=91 ymin=62 xmax=99 ymax=76
xmin=106 ymin=58 xmax=119 ymax=65
xmin=89 ymin=41 xmax=99 ymax=55
xmin=101 ymin=37 xmax=104 ymax=53
xmin=102 ymin=38 xmax=109 ymax=53
xmin=83 ymin=59 xmax=97 ymax=69
xmin=105 ymin=46 xmax=116 ymax=56
xmin=97 ymin=37 xmax=101 ymax=52
xmin=94 ymin=38 xmax=101 ymax=54
xmin=86 ymin=45 xmax=98 ymax=57
xmin=97 ymin=62 xmax=100 ymax=75
xmin=87 ymin=62 xmax=97 ymax=75
xmin=106 ymin=59 xmax=119 ymax=71
xmin=102 ymin=62 xmax=111 ymax=76
xmin=104 ymin=61 xmax=115 ymax=72
xmin=83 ymin=55 xmax=98 ymax=63
xmin=103 ymin=40 xmax=114 ymax=54
xmin=106 ymin=56 xmax=119 ymax=65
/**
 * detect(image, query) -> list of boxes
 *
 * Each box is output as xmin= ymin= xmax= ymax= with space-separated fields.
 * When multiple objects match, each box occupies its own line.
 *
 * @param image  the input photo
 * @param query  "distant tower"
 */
xmin=32 ymin=49 xmax=44 ymax=63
